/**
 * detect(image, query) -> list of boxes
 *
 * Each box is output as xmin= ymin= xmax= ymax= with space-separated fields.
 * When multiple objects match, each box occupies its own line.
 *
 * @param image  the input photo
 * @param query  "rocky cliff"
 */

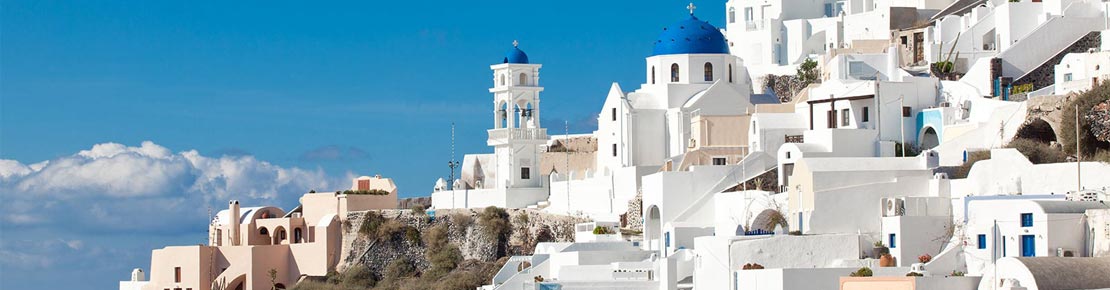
xmin=326 ymin=207 xmax=589 ymax=289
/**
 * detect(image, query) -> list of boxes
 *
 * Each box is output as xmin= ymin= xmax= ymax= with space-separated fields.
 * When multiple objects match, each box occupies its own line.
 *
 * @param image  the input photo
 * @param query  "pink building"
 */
xmin=128 ymin=176 xmax=400 ymax=290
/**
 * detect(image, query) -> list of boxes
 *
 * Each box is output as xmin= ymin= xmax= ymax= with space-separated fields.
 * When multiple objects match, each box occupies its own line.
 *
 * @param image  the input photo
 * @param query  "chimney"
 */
xmin=229 ymin=200 xmax=241 ymax=246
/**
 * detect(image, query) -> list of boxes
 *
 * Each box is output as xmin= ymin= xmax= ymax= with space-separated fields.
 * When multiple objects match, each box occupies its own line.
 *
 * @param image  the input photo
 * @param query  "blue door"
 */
xmin=1021 ymin=235 xmax=1036 ymax=257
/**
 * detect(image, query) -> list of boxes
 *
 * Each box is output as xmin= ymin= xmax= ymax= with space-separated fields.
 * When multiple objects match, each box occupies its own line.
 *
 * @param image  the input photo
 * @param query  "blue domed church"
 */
xmin=432 ymin=5 xmax=776 ymax=232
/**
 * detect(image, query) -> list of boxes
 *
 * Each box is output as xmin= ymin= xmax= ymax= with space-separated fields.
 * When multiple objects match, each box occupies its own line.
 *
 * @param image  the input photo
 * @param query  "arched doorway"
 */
xmin=273 ymin=226 xmax=287 ymax=245
xmin=1015 ymin=118 xmax=1057 ymax=143
xmin=920 ymin=127 xmax=940 ymax=150
xmin=258 ymin=227 xmax=271 ymax=245
xmin=644 ymin=205 xmax=662 ymax=251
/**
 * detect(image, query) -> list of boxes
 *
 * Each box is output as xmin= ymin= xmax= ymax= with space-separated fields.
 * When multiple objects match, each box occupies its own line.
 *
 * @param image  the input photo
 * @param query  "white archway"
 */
xmin=920 ymin=127 xmax=940 ymax=150
xmin=644 ymin=205 xmax=662 ymax=251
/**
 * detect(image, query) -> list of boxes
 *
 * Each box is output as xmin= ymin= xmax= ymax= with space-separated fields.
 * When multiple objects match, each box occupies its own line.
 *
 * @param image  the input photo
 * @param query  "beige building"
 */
xmin=129 ymin=176 xmax=399 ymax=290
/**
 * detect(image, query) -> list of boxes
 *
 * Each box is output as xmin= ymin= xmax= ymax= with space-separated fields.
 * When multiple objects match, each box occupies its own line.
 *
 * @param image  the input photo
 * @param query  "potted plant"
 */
xmin=879 ymin=253 xmax=896 ymax=267
xmin=872 ymin=242 xmax=889 ymax=259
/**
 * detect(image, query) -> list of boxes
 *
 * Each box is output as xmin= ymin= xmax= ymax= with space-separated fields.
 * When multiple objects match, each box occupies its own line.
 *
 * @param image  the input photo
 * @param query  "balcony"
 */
xmin=488 ymin=128 xmax=548 ymax=145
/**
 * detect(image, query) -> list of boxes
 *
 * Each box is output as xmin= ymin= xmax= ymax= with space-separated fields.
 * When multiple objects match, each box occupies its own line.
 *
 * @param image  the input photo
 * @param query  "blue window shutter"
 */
xmin=889 ymin=233 xmax=896 ymax=248
xmin=665 ymin=232 xmax=671 ymax=248
xmin=1021 ymin=213 xmax=1033 ymax=227
xmin=978 ymin=234 xmax=987 ymax=249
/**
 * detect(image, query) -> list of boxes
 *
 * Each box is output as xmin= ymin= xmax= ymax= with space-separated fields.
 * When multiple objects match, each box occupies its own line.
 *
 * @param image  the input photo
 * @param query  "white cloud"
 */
xmin=0 ymin=141 xmax=342 ymax=233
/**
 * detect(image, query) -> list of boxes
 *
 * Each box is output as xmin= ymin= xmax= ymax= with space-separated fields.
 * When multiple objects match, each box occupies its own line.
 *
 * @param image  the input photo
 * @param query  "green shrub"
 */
xmin=404 ymin=226 xmax=421 ymax=243
xmin=796 ymin=58 xmax=820 ymax=85
xmin=933 ymin=61 xmax=954 ymax=74
xmin=410 ymin=204 xmax=427 ymax=216
xmin=906 ymin=272 xmax=924 ymax=277
xmin=342 ymin=189 xmax=391 ymax=195
xmin=592 ymin=226 xmax=614 ymax=235
xmin=426 ymin=244 xmax=463 ymax=280
xmin=1094 ymin=150 xmax=1110 ymax=163
xmin=950 ymin=270 xmax=965 ymax=277
xmin=424 ymin=224 xmax=450 ymax=251
xmin=323 ymin=270 xmax=341 ymax=285
xmin=1060 ymin=82 xmax=1110 ymax=157
xmin=1006 ymin=138 xmax=1067 ymax=164
xmin=849 ymin=267 xmax=874 ymax=277
xmin=339 ymin=264 xmax=377 ymax=288
xmin=478 ymin=206 xmax=511 ymax=242
xmin=358 ymin=212 xmax=387 ymax=237
xmin=435 ymin=270 xmax=486 ymax=290
xmin=1011 ymin=83 xmax=1034 ymax=95
xmin=383 ymin=257 xmax=416 ymax=282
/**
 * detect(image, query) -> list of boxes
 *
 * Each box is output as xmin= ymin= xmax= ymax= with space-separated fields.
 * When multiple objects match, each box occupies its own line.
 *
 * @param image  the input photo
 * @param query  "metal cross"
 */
xmin=687 ymin=3 xmax=696 ymax=15
xmin=513 ymin=40 xmax=519 ymax=47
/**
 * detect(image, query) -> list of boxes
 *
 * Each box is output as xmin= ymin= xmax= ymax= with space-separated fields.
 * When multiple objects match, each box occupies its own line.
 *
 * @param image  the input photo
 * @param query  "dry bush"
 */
xmin=1007 ymin=138 xmax=1068 ymax=164
xmin=953 ymin=150 xmax=991 ymax=178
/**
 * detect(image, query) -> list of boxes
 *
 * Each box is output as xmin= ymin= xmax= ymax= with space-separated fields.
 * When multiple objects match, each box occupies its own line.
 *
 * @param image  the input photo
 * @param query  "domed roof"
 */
xmin=652 ymin=15 xmax=730 ymax=56
xmin=503 ymin=41 xmax=529 ymax=64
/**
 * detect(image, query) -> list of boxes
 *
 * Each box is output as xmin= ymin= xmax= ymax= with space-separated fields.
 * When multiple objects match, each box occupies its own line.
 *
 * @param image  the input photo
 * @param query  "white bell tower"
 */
xmin=488 ymin=40 xmax=547 ymax=189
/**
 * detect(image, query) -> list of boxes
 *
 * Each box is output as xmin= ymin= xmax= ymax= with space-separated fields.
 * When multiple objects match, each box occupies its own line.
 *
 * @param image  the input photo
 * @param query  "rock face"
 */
xmin=624 ymin=191 xmax=643 ymax=232
xmin=1087 ymin=100 xmax=1110 ymax=143
xmin=337 ymin=208 xmax=587 ymax=279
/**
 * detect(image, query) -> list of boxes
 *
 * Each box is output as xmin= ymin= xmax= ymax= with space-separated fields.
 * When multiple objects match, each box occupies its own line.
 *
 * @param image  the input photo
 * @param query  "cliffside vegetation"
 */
xmin=1060 ymin=81 xmax=1110 ymax=162
xmin=292 ymin=206 xmax=587 ymax=290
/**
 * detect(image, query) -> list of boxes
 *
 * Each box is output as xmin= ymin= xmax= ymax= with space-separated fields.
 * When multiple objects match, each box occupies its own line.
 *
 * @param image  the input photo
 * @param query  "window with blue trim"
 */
xmin=889 ymin=233 xmax=896 ymax=248
xmin=978 ymin=234 xmax=987 ymax=249
xmin=665 ymin=232 xmax=671 ymax=248
xmin=1021 ymin=213 xmax=1033 ymax=227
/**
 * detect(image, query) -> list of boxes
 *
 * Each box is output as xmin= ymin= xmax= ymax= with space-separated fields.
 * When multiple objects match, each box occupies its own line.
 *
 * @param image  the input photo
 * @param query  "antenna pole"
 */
xmin=1077 ymin=104 xmax=1082 ymax=191
xmin=448 ymin=122 xmax=458 ymax=190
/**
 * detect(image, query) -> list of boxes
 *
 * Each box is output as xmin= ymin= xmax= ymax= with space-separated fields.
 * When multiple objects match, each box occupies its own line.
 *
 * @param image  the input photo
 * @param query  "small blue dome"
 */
xmin=503 ymin=46 xmax=529 ymax=64
xmin=652 ymin=15 xmax=730 ymax=56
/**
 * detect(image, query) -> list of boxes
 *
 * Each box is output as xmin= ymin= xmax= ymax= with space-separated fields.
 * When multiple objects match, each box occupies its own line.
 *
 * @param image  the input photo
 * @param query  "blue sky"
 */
xmin=0 ymin=1 xmax=725 ymax=288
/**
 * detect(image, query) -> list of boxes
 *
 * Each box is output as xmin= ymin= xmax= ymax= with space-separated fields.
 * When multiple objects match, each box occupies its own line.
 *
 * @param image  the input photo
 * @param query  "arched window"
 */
xmin=651 ymin=66 xmax=656 ymax=84
xmin=259 ymin=227 xmax=269 ymax=235
xmin=670 ymin=63 xmax=680 ymax=82
xmin=519 ymin=73 xmax=527 ymax=85
xmin=704 ymin=62 xmax=714 ymax=81
xmin=729 ymin=7 xmax=736 ymax=23
xmin=729 ymin=64 xmax=734 ymax=83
